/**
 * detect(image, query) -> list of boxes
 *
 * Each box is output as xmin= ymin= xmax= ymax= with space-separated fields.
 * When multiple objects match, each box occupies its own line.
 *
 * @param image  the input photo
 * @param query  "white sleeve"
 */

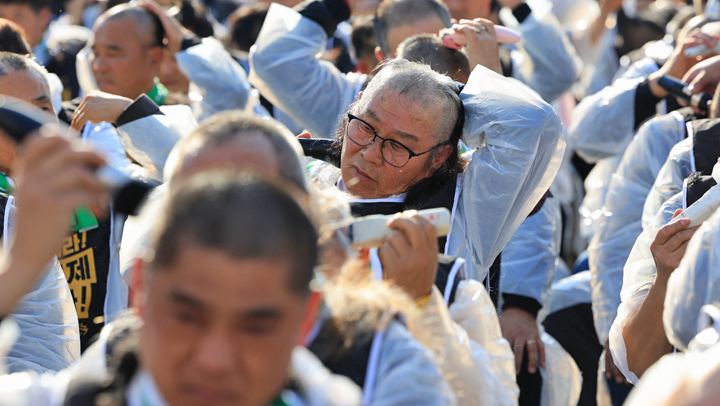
xmin=455 ymin=66 xmax=565 ymax=278
xmin=249 ymin=3 xmax=366 ymax=139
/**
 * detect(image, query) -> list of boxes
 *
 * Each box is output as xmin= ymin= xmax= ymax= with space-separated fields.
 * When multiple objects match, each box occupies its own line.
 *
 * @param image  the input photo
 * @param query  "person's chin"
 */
xmin=180 ymin=384 xmax=239 ymax=405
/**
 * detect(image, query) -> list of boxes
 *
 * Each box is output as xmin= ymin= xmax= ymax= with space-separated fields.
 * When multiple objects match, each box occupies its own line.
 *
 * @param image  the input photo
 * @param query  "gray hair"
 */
xmin=374 ymin=0 xmax=452 ymax=57
xmin=0 ymin=51 xmax=48 ymax=79
xmin=173 ymin=111 xmax=308 ymax=191
xmin=357 ymin=59 xmax=461 ymax=144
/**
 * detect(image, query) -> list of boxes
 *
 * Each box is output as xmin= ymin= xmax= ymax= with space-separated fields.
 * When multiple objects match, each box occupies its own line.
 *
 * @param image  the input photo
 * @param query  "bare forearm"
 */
xmin=623 ymin=277 xmax=674 ymax=378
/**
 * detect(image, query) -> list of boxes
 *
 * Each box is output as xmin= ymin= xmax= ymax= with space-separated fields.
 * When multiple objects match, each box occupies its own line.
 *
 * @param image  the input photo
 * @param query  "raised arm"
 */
xmin=454 ymin=66 xmax=564 ymax=279
xmin=510 ymin=5 xmax=579 ymax=102
xmin=249 ymin=1 xmax=367 ymax=139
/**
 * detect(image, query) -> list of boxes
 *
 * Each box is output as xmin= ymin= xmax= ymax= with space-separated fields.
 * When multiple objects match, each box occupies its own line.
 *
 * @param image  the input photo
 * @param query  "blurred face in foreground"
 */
xmin=0 ymin=68 xmax=54 ymax=173
xmin=138 ymin=244 xmax=307 ymax=406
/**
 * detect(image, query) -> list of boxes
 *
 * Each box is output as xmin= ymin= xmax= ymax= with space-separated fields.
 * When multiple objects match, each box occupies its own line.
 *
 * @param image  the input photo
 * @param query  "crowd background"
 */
xmin=0 ymin=0 xmax=718 ymax=405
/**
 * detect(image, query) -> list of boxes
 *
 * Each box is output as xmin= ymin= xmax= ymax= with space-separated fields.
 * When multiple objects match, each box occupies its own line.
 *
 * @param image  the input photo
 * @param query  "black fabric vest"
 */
xmin=691 ymin=118 xmax=720 ymax=176
xmin=57 ymin=215 xmax=112 ymax=352
xmin=685 ymin=172 xmax=717 ymax=207
xmin=63 ymin=318 xmax=141 ymax=406
xmin=308 ymin=319 xmax=373 ymax=388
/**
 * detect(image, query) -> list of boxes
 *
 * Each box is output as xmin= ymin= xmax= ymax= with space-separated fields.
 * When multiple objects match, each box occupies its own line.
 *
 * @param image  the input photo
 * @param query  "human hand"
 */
xmin=500 ymin=306 xmax=545 ymax=374
xmin=139 ymin=0 xmax=192 ymax=54
xmin=604 ymin=341 xmax=630 ymax=384
xmin=682 ymin=55 xmax=720 ymax=97
xmin=454 ymin=19 xmax=503 ymax=75
xmin=70 ymin=91 xmax=133 ymax=132
xmin=650 ymin=209 xmax=699 ymax=280
xmin=379 ymin=211 xmax=438 ymax=300
xmin=12 ymin=128 xmax=109 ymax=273
xmin=649 ymin=31 xmax=719 ymax=98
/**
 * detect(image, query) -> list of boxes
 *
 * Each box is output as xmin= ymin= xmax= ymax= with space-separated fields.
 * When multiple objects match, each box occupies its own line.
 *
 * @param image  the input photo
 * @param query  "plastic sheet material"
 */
xmin=607 ymin=193 xmax=682 ymax=383
xmin=545 ymin=270 xmax=592 ymax=316
xmin=588 ymin=112 xmax=686 ymax=344
xmin=2 ymin=201 xmax=80 ymax=374
xmin=500 ymin=190 xmax=562 ymax=308
xmin=578 ymin=155 xmax=622 ymax=240
xmin=250 ymin=3 xmax=367 ymax=139
xmin=502 ymin=2 xmax=580 ymax=103
xmin=568 ymin=57 xmax=659 ymax=163
xmin=115 ymin=106 xmax=198 ymax=182
xmin=449 ymin=279 xmax=520 ymax=405
xmin=175 ymin=37 xmax=253 ymax=121
xmin=449 ymin=66 xmax=565 ymax=281
xmin=623 ymin=341 xmax=720 ymax=406
xmin=664 ymin=207 xmax=720 ymax=351
xmin=539 ymin=329 xmax=582 ymax=406
xmin=595 ymin=351 xmax=613 ymax=406
xmin=642 ymin=136 xmax=694 ymax=229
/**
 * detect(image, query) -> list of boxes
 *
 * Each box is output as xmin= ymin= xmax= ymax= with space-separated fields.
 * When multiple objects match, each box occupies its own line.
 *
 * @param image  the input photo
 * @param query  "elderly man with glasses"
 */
xmin=306 ymin=59 xmax=564 ymax=406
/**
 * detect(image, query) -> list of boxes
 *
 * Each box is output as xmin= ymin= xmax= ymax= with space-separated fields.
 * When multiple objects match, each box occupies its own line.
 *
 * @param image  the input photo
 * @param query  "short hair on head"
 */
xmin=174 ymin=111 xmax=308 ymax=192
xmin=352 ymin=15 xmax=378 ymax=61
xmin=0 ymin=51 xmax=48 ymax=80
xmin=96 ymin=4 xmax=165 ymax=48
xmin=0 ymin=0 xmax=49 ymax=12
xmin=374 ymin=0 xmax=452 ymax=56
xmin=0 ymin=18 xmax=31 ymax=55
xmin=149 ymin=171 xmax=318 ymax=296
xmin=226 ymin=3 xmax=269 ymax=53
xmin=397 ymin=34 xmax=470 ymax=83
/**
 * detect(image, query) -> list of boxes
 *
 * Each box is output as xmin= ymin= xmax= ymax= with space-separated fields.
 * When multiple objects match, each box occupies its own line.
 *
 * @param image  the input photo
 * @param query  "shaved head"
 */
xmin=95 ymin=5 xmax=164 ymax=49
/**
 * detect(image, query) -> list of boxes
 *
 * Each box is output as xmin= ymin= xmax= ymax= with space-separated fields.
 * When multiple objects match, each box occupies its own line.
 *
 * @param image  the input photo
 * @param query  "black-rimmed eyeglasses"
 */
xmin=345 ymin=113 xmax=447 ymax=168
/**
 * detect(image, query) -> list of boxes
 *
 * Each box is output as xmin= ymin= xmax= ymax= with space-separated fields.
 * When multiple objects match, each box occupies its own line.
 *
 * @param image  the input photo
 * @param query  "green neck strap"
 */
xmin=0 ymin=171 xmax=99 ymax=233
xmin=146 ymin=81 xmax=168 ymax=106
xmin=0 ymin=172 xmax=12 ymax=195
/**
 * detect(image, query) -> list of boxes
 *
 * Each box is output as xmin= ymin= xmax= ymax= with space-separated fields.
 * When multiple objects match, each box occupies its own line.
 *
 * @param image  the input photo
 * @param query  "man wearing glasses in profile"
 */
xmin=306 ymin=59 xmax=564 ymax=404
xmin=313 ymin=58 xmax=563 ymax=288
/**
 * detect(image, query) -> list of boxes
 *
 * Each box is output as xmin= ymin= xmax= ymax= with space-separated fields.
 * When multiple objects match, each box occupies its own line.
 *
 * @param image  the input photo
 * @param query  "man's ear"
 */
xmin=374 ymin=46 xmax=386 ymax=63
xmin=356 ymin=90 xmax=363 ymax=102
xmin=149 ymin=46 xmax=165 ymax=69
xmin=429 ymin=144 xmax=453 ymax=173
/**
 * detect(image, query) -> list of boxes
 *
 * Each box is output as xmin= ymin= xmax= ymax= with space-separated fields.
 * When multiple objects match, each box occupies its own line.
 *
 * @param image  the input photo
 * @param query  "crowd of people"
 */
xmin=0 ymin=0 xmax=718 ymax=404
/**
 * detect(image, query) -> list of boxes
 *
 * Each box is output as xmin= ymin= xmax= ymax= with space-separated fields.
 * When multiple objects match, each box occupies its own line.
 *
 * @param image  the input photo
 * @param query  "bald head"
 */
xmin=90 ymin=5 xmax=165 ymax=99
xmin=95 ymin=5 xmax=164 ymax=49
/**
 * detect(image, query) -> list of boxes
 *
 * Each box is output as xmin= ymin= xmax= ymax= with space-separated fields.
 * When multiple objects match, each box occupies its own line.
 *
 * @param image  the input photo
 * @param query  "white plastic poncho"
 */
xmin=588 ymin=112 xmax=687 ymax=344
xmin=664 ymin=206 xmax=720 ymax=351
xmin=500 ymin=189 xmax=562 ymax=309
xmin=568 ymin=57 xmax=659 ymax=163
xmin=2 ymin=199 xmax=80 ymax=374
xmin=174 ymin=37 xmax=253 ymax=121
xmin=502 ymin=0 xmax=581 ymax=103
xmin=578 ymin=155 xmax=622 ymax=240
xmin=607 ymin=192 xmax=683 ymax=384
xmin=642 ymin=136 xmax=694 ymax=228
xmin=250 ymin=2 xmax=578 ymax=139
